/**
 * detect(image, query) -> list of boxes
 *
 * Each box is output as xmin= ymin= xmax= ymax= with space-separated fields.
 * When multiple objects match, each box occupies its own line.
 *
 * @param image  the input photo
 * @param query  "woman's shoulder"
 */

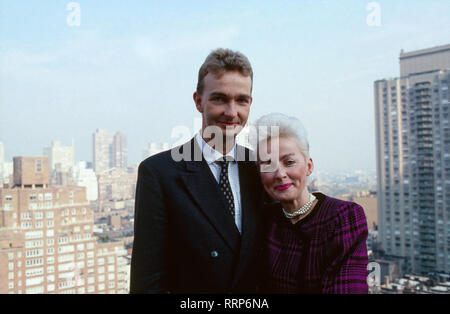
xmin=314 ymin=192 xmax=367 ymax=228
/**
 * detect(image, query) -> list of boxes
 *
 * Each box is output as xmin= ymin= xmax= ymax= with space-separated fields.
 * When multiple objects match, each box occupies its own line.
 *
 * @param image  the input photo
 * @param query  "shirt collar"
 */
xmin=195 ymin=131 xmax=237 ymax=165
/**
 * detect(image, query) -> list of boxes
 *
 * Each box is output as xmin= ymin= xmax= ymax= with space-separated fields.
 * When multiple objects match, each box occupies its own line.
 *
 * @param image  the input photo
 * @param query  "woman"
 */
xmin=255 ymin=113 xmax=369 ymax=294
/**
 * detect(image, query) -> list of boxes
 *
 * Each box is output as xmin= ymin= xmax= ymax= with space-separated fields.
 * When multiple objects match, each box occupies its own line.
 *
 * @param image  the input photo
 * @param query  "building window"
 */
xmin=35 ymin=160 xmax=42 ymax=173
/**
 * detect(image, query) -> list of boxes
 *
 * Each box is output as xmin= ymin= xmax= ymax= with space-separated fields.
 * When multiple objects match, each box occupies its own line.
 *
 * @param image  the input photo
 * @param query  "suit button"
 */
xmin=210 ymin=250 xmax=219 ymax=258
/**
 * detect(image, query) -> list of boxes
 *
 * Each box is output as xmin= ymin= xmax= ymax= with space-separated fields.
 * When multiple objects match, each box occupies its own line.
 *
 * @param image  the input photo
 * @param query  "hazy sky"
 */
xmin=1 ymin=0 xmax=449 ymax=172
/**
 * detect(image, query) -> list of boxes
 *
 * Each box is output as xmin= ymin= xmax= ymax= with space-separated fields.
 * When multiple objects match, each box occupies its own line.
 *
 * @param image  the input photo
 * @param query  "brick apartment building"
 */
xmin=0 ymin=157 xmax=128 ymax=294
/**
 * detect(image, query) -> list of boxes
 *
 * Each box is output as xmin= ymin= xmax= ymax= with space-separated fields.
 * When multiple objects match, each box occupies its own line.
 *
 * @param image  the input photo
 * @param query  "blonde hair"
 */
xmin=254 ymin=113 xmax=310 ymax=160
xmin=196 ymin=48 xmax=253 ymax=94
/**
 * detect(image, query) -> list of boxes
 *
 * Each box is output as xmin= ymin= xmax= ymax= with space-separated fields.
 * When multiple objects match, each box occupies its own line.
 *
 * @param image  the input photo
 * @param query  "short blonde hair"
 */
xmin=196 ymin=48 xmax=253 ymax=95
xmin=254 ymin=113 xmax=310 ymax=160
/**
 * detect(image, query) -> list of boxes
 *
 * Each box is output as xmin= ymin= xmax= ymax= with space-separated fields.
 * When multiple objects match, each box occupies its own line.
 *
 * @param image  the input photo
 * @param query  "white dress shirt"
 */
xmin=195 ymin=132 xmax=242 ymax=234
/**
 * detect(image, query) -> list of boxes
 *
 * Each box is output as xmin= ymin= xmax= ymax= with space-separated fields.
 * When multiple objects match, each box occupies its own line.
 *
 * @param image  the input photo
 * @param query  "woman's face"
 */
xmin=258 ymin=136 xmax=314 ymax=203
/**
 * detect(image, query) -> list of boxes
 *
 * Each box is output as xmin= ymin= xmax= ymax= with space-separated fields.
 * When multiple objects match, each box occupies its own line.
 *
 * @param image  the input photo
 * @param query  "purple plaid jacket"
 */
xmin=262 ymin=192 xmax=369 ymax=294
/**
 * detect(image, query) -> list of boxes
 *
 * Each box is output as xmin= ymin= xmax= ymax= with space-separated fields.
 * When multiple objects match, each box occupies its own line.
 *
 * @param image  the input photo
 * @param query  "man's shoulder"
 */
xmin=138 ymin=138 xmax=202 ymax=172
xmin=139 ymin=145 xmax=184 ymax=173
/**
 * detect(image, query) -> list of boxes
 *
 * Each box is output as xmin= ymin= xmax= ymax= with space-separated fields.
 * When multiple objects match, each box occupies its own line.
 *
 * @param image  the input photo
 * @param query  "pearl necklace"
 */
xmin=282 ymin=193 xmax=316 ymax=219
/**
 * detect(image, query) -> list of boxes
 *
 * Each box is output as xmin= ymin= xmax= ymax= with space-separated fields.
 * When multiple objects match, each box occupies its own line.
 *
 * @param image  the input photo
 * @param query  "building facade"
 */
xmin=113 ymin=132 xmax=128 ymax=169
xmin=93 ymin=129 xmax=113 ymax=174
xmin=71 ymin=161 xmax=98 ymax=201
xmin=0 ymin=157 xmax=128 ymax=294
xmin=375 ymin=44 xmax=450 ymax=274
xmin=97 ymin=167 xmax=137 ymax=208
xmin=142 ymin=142 xmax=169 ymax=161
xmin=43 ymin=140 xmax=75 ymax=173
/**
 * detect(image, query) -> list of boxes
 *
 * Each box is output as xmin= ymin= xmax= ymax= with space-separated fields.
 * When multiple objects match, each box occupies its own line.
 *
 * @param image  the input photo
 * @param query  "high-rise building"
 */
xmin=112 ymin=132 xmax=127 ymax=169
xmin=2 ymin=162 xmax=13 ymax=185
xmin=0 ymin=156 xmax=128 ymax=294
xmin=142 ymin=142 xmax=169 ymax=161
xmin=43 ymin=140 xmax=75 ymax=173
xmin=43 ymin=140 xmax=75 ymax=186
xmin=71 ymin=161 xmax=98 ymax=201
xmin=374 ymin=44 xmax=450 ymax=274
xmin=93 ymin=129 xmax=113 ymax=174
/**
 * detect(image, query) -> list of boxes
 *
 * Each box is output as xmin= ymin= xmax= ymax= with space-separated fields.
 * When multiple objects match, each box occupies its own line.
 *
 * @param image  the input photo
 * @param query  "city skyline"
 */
xmin=1 ymin=1 xmax=450 ymax=172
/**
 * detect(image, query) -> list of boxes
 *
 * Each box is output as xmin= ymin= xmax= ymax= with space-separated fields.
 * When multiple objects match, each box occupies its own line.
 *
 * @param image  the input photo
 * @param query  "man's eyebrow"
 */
xmin=209 ymin=92 xmax=228 ymax=97
xmin=280 ymin=153 xmax=295 ymax=159
xmin=209 ymin=92 xmax=251 ymax=99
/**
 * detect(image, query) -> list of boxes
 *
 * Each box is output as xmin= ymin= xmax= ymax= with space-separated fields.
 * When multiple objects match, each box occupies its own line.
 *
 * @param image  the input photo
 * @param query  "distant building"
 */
xmin=0 ymin=156 xmax=128 ymax=294
xmin=142 ymin=142 xmax=169 ymax=161
xmin=43 ymin=140 xmax=75 ymax=186
xmin=108 ymin=215 xmax=121 ymax=231
xmin=112 ymin=132 xmax=127 ymax=169
xmin=2 ymin=162 xmax=13 ymax=186
xmin=353 ymin=192 xmax=378 ymax=231
xmin=72 ymin=161 xmax=98 ymax=201
xmin=375 ymin=257 xmax=403 ymax=285
xmin=93 ymin=129 xmax=113 ymax=174
xmin=378 ymin=273 xmax=450 ymax=294
xmin=374 ymin=44 xmax=450 ymax=274
xmin=97 ymin=167 xmax=137 ymax=208
xmin=337 ymin=191 xmax=378 ymax=231
xmin=43 ymin=140 xmax=75 ymax=173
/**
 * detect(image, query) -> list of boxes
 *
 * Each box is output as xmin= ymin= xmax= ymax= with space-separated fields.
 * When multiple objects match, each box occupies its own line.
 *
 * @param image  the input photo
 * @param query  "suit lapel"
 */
xmin=178 ymin=139 xmax=241 ymax=252
xmin=232 ymin=159 xmax=260 ymax=286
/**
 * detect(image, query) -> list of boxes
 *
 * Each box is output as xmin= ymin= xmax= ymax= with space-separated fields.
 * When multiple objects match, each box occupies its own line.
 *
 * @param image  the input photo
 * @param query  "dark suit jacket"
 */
xmin=130 ymin=138 xmax=266 ymax=294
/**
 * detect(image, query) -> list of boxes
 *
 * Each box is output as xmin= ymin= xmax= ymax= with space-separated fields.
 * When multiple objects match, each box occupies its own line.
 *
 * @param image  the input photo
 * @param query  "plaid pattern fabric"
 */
xmin=263 ymin=192 xmax=369 ymax=294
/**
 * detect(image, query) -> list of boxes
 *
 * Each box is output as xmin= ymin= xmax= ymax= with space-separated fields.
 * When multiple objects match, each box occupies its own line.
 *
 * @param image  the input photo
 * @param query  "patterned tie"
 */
xmin=217 ymin=158 xmax=235 ymax=218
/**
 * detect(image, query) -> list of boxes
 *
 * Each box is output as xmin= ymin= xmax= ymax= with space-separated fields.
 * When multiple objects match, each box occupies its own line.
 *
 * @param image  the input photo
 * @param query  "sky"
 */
xmin=0 ymin=0 xmax=449 ymax=173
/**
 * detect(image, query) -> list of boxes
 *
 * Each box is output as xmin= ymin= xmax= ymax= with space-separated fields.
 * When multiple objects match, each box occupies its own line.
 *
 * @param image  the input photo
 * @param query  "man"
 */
xmin=130 ymin=48 xmax=266 ymax=294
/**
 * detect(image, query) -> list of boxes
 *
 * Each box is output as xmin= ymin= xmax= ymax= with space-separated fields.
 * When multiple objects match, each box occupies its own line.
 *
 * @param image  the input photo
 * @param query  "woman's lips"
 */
xmin=275 ymin=183 xmax=292 ymax=191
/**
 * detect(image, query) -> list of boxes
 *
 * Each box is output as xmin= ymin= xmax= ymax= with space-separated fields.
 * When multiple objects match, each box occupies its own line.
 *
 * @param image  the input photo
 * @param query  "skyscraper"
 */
xmin=43 ymin=140 xmax=75 ymax=173
xmin=112 ymin=131 xmax=127 ymax=169
xmin=43 ymin=140 xmax=75 ymax=186
xmin=93 ymin=129 xmax=113 ymax=174
xmin=374 ymin=44 xmax=450 ymax=274
xmin=71 ymin=161 xmax=98 ymax=201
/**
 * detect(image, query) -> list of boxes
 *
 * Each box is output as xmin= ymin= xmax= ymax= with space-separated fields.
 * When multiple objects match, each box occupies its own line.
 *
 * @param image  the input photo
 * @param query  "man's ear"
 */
xmin=193 ymin=92 xmax=203 ymax=113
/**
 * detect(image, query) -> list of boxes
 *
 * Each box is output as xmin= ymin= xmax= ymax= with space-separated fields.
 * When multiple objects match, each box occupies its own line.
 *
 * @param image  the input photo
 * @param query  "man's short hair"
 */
xmin=196 ymin=48 xmax=253 ymax=95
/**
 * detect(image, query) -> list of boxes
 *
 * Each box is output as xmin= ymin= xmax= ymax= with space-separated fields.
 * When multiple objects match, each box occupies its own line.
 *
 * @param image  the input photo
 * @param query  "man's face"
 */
xmin=194 ymin=71 xmax=252 ymax=140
